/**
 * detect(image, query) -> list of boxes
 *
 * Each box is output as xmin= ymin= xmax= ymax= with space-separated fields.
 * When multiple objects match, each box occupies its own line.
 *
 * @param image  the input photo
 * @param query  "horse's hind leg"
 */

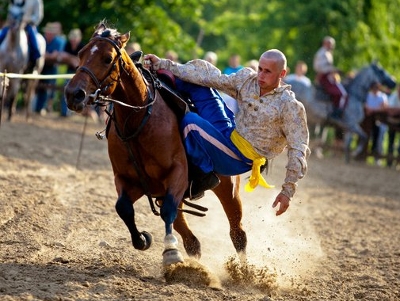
xmin=115 ymin=190 xmax=152 ymax=251
xmin=213 ymin=175 xmax=247 ymax=257
xmin=173 ymin=207 xmax=202 ymax=258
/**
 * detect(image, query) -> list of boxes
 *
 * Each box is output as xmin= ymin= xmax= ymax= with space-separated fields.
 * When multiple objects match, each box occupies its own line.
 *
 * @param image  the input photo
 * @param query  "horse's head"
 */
xmin=64 ymin=21 xmax=131 ymax=113
xmin=370 ymin=61 xmax=396 ymax=90
xmin=7 ymin=4 xmax=25 ymax=31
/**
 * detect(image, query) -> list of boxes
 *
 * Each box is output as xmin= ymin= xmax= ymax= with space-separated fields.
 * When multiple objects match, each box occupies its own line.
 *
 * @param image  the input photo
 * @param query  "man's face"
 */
xmin=257 ymin=57 xmax=286 ymax=94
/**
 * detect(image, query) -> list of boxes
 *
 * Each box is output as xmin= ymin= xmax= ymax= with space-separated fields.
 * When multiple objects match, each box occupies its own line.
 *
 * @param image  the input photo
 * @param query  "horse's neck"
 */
xmin=0 ymin=27 xmax=28 ymax=72
xmin=6 ymin=27 xmax=26 ymax=51
xmin=348 ymin=67 xmax=371 ymax=102
xmin=112 ymin=64 xmax=150 ymax=125
xmin=116 ymin=64 xmax=148 ymax=101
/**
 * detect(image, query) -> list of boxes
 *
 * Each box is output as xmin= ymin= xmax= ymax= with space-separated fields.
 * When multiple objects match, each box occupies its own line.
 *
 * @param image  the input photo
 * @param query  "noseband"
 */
xmin=77 ymin=36 xmax=126 ymax=97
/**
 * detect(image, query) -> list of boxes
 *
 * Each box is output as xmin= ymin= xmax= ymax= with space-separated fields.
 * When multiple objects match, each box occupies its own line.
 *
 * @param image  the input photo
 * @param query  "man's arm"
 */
xmin=274 ymin=98 xmax=310 ymax=215
xmin=144 ymin=54 xmax=240 ymax=96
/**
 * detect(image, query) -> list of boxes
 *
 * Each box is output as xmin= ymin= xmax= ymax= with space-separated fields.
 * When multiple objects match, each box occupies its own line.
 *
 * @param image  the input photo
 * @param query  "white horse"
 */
xmin=287 ymin=62 xmax=396 ymax=162
xmin=0 ymin=5 xmax=45 ymax=121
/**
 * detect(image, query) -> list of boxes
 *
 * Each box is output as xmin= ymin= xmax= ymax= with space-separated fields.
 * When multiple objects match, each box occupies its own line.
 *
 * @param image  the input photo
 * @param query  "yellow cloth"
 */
xmin=230 ymin=130 xmax=274 ymax=192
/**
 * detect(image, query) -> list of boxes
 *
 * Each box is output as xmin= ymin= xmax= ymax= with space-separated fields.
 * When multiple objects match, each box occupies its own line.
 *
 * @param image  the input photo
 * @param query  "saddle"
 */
xmin=314 ymin=84 xmax=332 ymax=103
xmin=130 ymin=52 xmax=219 ymax=201
xmin=130 ymin=51 xmax=196 ymax=120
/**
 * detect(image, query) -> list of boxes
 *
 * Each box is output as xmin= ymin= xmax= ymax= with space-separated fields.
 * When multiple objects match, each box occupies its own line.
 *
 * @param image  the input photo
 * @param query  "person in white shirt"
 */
xmin=365 ymin=82 xmax=389 ymax=161
xmin=0 ymin=0 xmax=43 ymax=63
xmin=313 ymin=36 xmax=347 ymax=119
xmin=144 ymin=49 xmax=310 ymax=216
xmin=387 ymin=86 xmax=400 ymax=167
xmin=284 ymin=60 xmax=312 ymax=104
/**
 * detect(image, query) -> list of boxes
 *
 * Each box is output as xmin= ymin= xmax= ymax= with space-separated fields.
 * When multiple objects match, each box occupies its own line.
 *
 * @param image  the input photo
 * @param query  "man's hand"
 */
xmin=272 ymin=192 xmax=291 ymax=216
xmin=143 ymin=54 xmax=161 ymax=70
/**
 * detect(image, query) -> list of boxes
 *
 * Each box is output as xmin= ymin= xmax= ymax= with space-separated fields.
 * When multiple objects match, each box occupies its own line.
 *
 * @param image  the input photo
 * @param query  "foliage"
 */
xmin=1 ymin=0 xmax=399 ymax=82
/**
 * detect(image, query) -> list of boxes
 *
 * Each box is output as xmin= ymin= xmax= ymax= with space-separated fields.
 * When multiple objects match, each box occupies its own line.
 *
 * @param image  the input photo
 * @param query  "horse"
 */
xmin=292 ymin=63 xmax=396 ymax=162
xmin=64 ymin=22 xmax=247 ymax=266
xmin=0 ymin=5 xmax=45 ymax=121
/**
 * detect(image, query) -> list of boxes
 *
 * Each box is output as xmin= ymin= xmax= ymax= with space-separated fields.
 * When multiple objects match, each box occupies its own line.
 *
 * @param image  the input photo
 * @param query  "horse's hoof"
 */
xmin=141 ymin=231 xmax=152 ymax=250
xmin=132 ymin=231 xmax=152 ymax=251
xmin=162 ymin=248 xmax=184 ymax=266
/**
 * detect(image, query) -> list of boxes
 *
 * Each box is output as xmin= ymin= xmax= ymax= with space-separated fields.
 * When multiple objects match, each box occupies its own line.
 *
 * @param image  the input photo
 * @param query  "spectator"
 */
xmin=313 ymin=36 xmax=347 ymax=120
xmin=34 ymin=22 xmax=65 ymax=114
xmin=284 ymin=60 xmax=312 ymax=103
xmin=387 ymin=85 xmax=400 ymax=167
xmin=126 ymin=42 xmax=141 ymax=55
xmin=203 ymin=51 xmax=218 ymax=66
xmin=245 ymin=59 xmax=259 ymax=72
xmin=223 ymin=53 xmax=243 ymax=75
xmin=365 ymin=82 xmax=389 ymax=164
xmin=144 ymin=49 xmax=310 ymax=216
xmin=59 ymin=28 xmax=84 ymax=117
xmin=165 ymin=50 xmax=179 ymax=62
xmin=203 ymin=51 xmax=238 ymax=114
xmin=0 ymin=0 xmax=43 ymax=65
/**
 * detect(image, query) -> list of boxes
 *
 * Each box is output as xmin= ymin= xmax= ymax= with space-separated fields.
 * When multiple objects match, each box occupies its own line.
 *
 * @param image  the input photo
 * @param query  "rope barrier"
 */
xmin=0 ymin=72 xmax=75 ymax=80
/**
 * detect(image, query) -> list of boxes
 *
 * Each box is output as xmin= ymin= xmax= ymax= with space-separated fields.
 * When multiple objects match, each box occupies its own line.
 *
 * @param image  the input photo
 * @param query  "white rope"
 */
xmin=0 ymin=72 xmax=75 ymax=79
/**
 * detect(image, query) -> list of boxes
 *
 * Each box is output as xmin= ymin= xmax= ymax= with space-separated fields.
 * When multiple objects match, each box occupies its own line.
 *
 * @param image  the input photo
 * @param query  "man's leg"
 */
xmin=175 ymin=79 xmax=235 ymax=135
xmin=320 ymin=74 xmax=346 ymax=119
xmin=181 ymin=112 xmax=252 ymax=199
xmin=0 ymin=27 xmax=9 ymax=45
xmin=25 ymin=24 xmax=41 ymax=61
xmin=175 ymin=80 xmax=245 ymax=198
xmin=35 ymin=80 xmax=49 ymax=113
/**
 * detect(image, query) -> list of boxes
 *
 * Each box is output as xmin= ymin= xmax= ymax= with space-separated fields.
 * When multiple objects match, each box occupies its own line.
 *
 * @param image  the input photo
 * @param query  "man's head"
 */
xmin=323 ymin=36 xmax=335 ymax=50
xmin=257 ymin=49 xmax=287 ymax=94
xmin=295 ymin=60 xmax=308 ymax=76
xmin=203 ymin=51 xmax=218 ymax=66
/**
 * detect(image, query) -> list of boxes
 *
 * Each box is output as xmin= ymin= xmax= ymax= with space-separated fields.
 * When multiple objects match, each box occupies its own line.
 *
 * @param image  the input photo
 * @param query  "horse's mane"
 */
xmin=93 ymin=20 xmax=121 ymax=39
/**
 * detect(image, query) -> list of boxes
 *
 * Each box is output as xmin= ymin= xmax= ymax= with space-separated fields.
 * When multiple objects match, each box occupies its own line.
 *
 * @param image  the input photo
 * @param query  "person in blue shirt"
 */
xmin=223 ymin=54 xmax=243 ymax=75
xmin=34 ymin=22 xmax=65 ymax=114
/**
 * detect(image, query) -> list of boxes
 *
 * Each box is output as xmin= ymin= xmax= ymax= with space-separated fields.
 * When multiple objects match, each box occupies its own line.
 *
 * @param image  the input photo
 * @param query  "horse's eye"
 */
xmin=104 ymin=56 xmax=113 ymax=64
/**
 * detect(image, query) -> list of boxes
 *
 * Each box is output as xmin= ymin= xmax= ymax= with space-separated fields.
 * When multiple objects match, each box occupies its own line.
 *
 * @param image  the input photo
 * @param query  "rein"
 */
xmin=77 ymin=36 xmax=207 ymax=218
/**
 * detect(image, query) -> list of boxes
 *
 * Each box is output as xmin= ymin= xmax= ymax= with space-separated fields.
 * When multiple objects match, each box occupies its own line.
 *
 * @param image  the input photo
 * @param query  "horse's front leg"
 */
xmin=160 ymin=192 xmax=184 ymax=265
xmin=115 ymin=190 xmax=152 ymax=251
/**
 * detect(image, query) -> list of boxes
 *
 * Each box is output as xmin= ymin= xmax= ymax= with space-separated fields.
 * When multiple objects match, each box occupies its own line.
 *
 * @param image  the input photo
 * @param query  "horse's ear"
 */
xmin=120 ymin=32 xmax=130 ymax=47
xmin=93 ymin=21 xmax=107 ymax=37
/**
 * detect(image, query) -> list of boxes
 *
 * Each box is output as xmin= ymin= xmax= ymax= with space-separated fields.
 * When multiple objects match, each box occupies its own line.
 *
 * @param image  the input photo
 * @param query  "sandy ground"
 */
xmin=0 ymin=113 xmax=399 ymax=301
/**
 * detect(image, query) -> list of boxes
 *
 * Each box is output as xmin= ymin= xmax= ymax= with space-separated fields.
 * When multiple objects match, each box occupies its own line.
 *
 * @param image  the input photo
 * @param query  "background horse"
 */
xmin=292 ymin=63 xmax=396 ymax=162
xmin=0 ymin=5 xmax=45 ymax=121
xmin=64 ymin=22 xmax=247 ymax=266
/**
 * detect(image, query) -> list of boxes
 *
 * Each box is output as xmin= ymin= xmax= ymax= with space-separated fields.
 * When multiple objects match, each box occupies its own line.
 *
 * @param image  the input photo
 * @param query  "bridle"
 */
xmin=76 ymin=36 xmax=156 ymax=111
xmin=76 ymin=35 xmax=163 ymax=216
xmin=74 ymin=34 xmax=207 ymax=217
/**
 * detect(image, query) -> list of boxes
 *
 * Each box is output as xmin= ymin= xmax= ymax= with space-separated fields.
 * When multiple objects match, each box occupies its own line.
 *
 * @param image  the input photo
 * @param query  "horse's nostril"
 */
xmin=74 ymin=89 xmax=86 ymax=102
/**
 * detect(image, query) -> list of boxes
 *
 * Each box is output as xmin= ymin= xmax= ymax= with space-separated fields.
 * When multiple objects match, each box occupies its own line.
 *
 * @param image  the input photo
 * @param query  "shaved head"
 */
xmin=260 ymin=49 xmax=287 ymax=71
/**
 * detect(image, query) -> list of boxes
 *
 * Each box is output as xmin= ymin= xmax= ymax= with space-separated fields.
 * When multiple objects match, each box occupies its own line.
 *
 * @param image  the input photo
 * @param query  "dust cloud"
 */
xmin=185 ymin=168 xmax=324 ymax=289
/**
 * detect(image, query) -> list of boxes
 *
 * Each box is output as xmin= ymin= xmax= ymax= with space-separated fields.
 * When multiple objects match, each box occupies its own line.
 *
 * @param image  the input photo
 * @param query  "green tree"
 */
xmin=2 ymin=0 xmax=398 ymax=81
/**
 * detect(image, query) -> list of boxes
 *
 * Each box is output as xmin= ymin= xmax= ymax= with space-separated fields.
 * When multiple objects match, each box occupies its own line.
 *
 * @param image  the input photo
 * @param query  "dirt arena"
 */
xmin=0 ymin=113 xmax=399 ymax=301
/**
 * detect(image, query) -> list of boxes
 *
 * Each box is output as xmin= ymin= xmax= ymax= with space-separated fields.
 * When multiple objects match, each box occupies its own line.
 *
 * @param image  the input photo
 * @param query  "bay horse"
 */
xmin=298 ymin=62 xmax=396 ymax=162
xmin=0 ymin=4 xmax=45 ymax=121
xmin=64 ymin=22 xmax=246 ymax=266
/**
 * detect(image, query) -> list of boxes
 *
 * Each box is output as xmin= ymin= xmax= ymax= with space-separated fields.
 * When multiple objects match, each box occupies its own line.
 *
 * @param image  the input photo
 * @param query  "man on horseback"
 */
xmin=144 ymin=49 xmax=310 ymax=216
xmin=0 ymin=0 xmax=43 ymax=66
xmin=313 ymin=36 xmax=347 ymax=120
